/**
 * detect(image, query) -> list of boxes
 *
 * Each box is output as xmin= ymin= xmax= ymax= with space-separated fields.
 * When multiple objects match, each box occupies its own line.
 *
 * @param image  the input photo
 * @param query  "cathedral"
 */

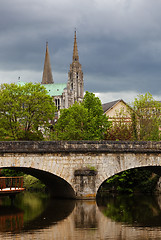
xmin=41 ymin=31 xmax=84 ymax=111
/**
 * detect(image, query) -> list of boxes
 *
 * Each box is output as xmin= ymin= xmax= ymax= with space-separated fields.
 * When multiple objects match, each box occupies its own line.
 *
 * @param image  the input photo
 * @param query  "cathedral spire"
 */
xmin=73 ymin=30 xmax=79 ymax=62
xmin=42 ymin=42 xmax=54 ymax=84
xmin=67 ymin=30 xmax=84 ymax=107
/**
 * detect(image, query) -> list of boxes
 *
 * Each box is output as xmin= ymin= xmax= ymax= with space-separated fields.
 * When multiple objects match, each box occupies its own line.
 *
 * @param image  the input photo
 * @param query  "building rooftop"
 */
xmin=17 ymin=81 xmax=67 ymax=97
xmin=42 ymin=83 xmax=67 ymax=96
xmin=102 ymin=99 xmax=121 ymax=113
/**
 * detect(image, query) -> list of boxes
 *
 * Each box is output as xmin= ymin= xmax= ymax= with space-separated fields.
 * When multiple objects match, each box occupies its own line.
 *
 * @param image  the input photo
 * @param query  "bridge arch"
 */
xmin=6 ymin=167 xmax=76 ymax=199
xmin=96 ymin=165 xmax=161 ymax=195
xmin=95 ymin=153 xmax=161 ymax=194
xmin=0 ymin=141 xmax=161 ymax=199
xmin=0 ymin=153 xmax=76 ymax=199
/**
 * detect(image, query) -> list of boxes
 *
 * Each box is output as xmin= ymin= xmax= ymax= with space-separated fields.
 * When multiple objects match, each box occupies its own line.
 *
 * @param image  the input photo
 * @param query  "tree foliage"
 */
xmin=0 ymin=168 xmax=24 ymax=177
xmin=131 ymin=92 xmax=161 ymax=141
xmin=0 ymin=83 xmax=56 ymax=140
xmin=82 ymin=92 xmax=111 ymax=140
xmin=53 ymin=91 xmax=110 ymax=140
xmin=101 ymin=168 xmax=159 ymax=194
xmin=53 ymin=102 xmax=88 ymax=140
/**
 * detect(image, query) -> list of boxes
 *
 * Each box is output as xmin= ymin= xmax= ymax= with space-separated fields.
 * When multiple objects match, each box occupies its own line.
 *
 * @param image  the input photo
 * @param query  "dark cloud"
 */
xmin=0 ymin=0 xmax=161 ymax=99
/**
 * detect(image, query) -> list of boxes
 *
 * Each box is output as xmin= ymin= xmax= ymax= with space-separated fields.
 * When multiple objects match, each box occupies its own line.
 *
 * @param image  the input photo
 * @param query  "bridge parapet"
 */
xmin=0 ymin=141 xmax=160 ymax=153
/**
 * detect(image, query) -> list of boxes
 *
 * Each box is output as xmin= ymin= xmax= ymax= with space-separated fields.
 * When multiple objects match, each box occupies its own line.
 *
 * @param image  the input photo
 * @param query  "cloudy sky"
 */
xmin=1 ymin=0 xmax=161 ymax=103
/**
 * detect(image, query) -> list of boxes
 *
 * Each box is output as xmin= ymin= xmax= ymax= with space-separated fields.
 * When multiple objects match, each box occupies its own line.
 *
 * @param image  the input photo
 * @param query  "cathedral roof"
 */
xmin=18 ymin=81 xmax=66 ymax=97
xmin=42 ymin=83 xmax=67 ymax=96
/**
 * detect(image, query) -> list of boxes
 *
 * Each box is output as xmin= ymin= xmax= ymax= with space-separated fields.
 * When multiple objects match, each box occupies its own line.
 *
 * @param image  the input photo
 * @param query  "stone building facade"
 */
xmin=102 ymin=99 xmax=132 ymax=123
xmin=41 ymin=31 xmax=84 ymax=111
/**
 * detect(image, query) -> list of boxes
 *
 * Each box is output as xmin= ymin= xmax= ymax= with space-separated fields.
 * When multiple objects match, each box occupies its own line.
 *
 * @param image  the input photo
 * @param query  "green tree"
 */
xmin=82 ymin=91 xmax=110 ymax=140
xmin=53 ymin=102 xmax=88 ymax=140
xmin=131 ymin=92 xmax=161 ymax=141
xmin=0 ymin=83 xmax=56 ymax=140
xmin=53 ymin=91 xmax=110 ymax=140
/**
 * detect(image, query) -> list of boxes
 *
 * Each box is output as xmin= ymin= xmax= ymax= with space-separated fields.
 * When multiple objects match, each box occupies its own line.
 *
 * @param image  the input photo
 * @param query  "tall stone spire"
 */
xmin=42 ymin=42 xmax=54 ymax=84
xmin=73 ymin=31 xmax=79 ymax=62
xmin=67 ymin=30 xmax=84 ymax=107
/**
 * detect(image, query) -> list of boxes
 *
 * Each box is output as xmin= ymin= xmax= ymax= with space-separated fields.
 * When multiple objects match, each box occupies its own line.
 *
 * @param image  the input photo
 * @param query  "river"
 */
xmin=0 ymin=192 xmax=161 ymax=239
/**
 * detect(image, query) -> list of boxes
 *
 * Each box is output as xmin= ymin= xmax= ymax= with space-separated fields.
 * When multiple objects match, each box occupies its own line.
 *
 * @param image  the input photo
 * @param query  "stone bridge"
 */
xmin=0 ymin=141 xmax=161 ymax=199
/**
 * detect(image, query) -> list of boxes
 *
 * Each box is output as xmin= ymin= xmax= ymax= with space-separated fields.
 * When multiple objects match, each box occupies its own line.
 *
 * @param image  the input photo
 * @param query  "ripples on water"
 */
xmin=0 ymin=192 xmax=161 ymax=239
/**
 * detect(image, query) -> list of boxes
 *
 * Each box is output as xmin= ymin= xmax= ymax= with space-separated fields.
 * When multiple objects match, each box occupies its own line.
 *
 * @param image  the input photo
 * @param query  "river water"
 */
xmin=0 ymin=192 xmax=161 ymax=239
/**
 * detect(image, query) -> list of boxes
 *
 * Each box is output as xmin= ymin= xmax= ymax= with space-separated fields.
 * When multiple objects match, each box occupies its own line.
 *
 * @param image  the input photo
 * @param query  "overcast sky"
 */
xmin=1 ymin=0 xmax=161 ymax=103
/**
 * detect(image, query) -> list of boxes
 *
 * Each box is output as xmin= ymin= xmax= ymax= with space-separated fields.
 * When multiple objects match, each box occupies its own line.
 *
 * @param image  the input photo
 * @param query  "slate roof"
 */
xmin=102 ymin=99 xmax=121 ymax=113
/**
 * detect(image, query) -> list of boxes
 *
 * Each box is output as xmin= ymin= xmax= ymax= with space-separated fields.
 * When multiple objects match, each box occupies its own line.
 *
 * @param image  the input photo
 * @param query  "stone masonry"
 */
xmin=0 ymin=141 xmax=161 ymax=199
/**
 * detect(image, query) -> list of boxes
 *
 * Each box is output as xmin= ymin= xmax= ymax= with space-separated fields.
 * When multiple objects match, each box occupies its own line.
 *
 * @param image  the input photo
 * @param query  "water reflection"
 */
xmin=0 ymin=193 xmax=161 ymax=239
xmin=97 ymin=194 xmax=161 ymax=227
xmin=0 ymin=206 xmax=23 ymax=232
xmin=0 ymin=192 xmax=75 ymax=233
xmin=74 ymin=201 xmax=97 ymax=229
xmin=23 ymin=198 xmax=75 ymax=231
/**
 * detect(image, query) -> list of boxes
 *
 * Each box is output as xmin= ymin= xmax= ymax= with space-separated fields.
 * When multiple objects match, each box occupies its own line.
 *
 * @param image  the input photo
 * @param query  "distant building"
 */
xmin=41 ymin=31 xmax=84 ymax=111
xmin=102 ymin=99 xmax=132 ymax=123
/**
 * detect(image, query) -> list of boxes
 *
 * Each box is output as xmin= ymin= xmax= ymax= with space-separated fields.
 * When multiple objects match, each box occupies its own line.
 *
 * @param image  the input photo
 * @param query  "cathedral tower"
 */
xmin=67 ymin=31 xmax=84 ymax=106
xmin=42 ymin=42 xmax=54 ymax=84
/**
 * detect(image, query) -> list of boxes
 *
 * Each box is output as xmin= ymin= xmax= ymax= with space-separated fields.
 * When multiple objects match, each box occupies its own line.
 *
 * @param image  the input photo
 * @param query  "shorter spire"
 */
xmin=73 ymin=30 xmax=79 ymax=62
xmin=42 ymin=42 xmax=54 ymax=84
